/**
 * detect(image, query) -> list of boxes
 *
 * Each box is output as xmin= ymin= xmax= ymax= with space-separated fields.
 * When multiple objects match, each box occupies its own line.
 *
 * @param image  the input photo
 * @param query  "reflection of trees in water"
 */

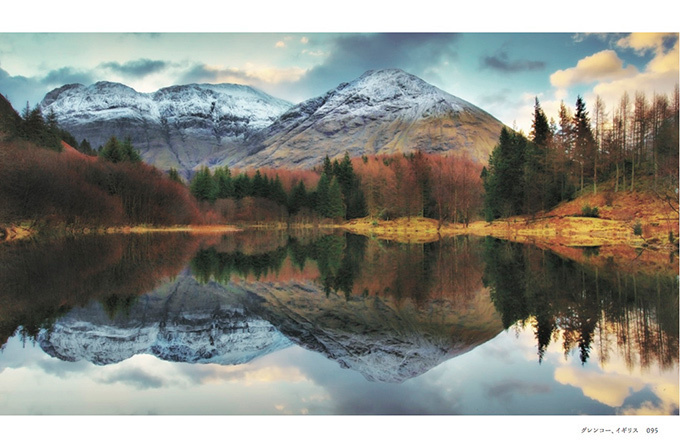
xmin=192 ymin=234 xmax=487 ymax=307
xmin=482 ymin=237 xmax=679 ymax=370
xmin=0 ymin=233 xmax=211 ymax=346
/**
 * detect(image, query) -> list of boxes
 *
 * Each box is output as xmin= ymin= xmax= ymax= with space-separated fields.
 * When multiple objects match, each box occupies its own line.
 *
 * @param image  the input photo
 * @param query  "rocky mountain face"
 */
xmin=40 ymin=69 xmax=504 ymax=174
xmin=230 ymin=69 xmax=504 ymax=169
xmin=40 ymin=82 xmax=292 ymax=176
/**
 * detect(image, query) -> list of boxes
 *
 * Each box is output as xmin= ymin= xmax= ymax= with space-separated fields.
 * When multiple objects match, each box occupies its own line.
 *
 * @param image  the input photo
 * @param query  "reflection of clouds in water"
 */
xmin=279 ymin=346 xmax=464 ymax=415
xmin=554 ymin=366 xmax=644 ymax=407
xmin=97 ymin=367 xmax=166 ymax=390
xmin=551 ymin=330 xmax=679 ymax=415
xmin=36 ymin=357 xmax=91 ymax=378
xmin=485 ymin=380 xmax=552 ymax=405
xmin=173 ymin=362 xmax=309 ymax=386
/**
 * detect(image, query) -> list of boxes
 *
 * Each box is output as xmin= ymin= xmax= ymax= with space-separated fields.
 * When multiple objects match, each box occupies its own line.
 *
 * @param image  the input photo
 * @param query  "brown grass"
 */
xmin=342 ymin=188 xmax=680 ymax=266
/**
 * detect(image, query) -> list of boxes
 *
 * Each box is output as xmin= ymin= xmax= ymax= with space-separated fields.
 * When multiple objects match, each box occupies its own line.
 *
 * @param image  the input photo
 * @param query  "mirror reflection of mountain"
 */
xmin=234 ymin=235 xmax=502 ymax=383
xmin=37 ymin=272 xmax=292 ymax=366
xmin=2 ymin=231 xmax=677 ymax=384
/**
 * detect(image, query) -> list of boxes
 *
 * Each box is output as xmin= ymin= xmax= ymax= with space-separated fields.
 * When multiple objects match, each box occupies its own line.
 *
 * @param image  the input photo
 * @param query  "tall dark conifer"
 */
xmin=573 ymin=96 xmax=596 ymax=192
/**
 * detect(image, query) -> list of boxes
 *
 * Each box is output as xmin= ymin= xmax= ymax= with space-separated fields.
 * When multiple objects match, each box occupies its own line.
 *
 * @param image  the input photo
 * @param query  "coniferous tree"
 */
xmin=573 ymin=96 xmax=596 ymax=192
xmin=232 ymin=173 xmax=252 ymax=199
xmin=483 ymin=127 xmax=527 ymax=220
xmin=99 ymin=136 xmax=141 ymax=163
xmin=190 ymin=166 xmax=218 ymax=203
xmin=121 ymin=137 xmax=142 ymax=163
xmin=214 ymin=166 xmax=234 ymax=198
xmin=100 ymin=136 xmax=123 ymax=163
xmin=269 ymin=175 xmax=288 ymax=206
xmin=79 ymin=139 xmax=94 ymax=155
xmin=525 ymin=98 xmax=552 ymax=213
xmin=168 ymin=168 xmax=184 ymax=184
xmin=288 ymin=180 xmax=308 ymax=215
xmin=326 ymin=177 xmax=346 ymax=219
xmin=315 ymin=172 xmax=331 ymax=217
xmin=251 ymin=170 xmax=268 ymax=198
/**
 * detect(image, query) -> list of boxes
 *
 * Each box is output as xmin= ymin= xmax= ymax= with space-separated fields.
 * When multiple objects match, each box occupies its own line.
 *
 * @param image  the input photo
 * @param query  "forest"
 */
xmin=1 ymin=85 xmax=678 ymax=237
xmin=483 ymin=88 xmax=679 ymax=221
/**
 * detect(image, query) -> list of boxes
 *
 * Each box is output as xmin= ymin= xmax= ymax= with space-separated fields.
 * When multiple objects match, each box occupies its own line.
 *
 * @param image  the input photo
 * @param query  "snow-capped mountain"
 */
xmin=229 ymin=69 xmax=504 ymax=169
xmin=40 ymin=69 xmax=504 ymax=174
xmin=40 ymin=82 xmax=292 ymax=175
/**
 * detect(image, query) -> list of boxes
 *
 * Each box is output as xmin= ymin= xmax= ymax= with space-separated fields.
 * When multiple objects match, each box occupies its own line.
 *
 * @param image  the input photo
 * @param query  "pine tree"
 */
xmin=232 ymin=173 xmax=252 ymax=199
xmin=190 ymin=166 xmax=218 ymax=203
xmin=251 ymin=170 xmax=268 ymax=198
xmin=269 ymin=175 xmax=288 ymax=206
xmin=326 ymin=177 xmax=346 ymax=219
xmin=530 ymin=97 xmax=551 ymax=148
xmin=168 ymin=168 xmax=184 ymax=184
xmin=322 ymin=155 xmax=333 ymax=178
xmin=121 ymin=137 xmax=141 ymax=163
xmin=483 ymin=127 xmax=527 ymax=220
xmin=315 ymin=172 xmax=331 ymax=217
xmin=573 ymin=96 xmax=596 ymax=192
xmin=526 ymin=98 xmax=552 ymax=213
xmin=288 ymin=180 xmax=308 ymax=215
xmin=100 ymin=136 xmax=123 ymax=163
xmin=214 ymin=167 xmax=234 ymax=198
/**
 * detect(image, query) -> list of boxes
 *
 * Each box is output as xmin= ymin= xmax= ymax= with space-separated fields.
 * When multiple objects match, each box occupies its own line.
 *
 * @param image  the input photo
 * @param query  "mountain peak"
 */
xmin=230 ymin=69 xmax=503 ymax=169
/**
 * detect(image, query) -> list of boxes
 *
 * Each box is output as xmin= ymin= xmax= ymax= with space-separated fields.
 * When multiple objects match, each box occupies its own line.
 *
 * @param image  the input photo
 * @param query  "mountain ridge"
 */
xmin=226 ymin=69 xmax=504 ymax=169
xmin=38 ymin=69 xmax=504 ymax=173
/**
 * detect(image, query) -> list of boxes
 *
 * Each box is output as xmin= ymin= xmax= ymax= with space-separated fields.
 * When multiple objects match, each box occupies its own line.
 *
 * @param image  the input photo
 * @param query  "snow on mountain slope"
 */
xmin=230 ymin=69 xmax=504 ymax=169
xmin=40 ymin=82 xmax=293 ymax=175
xmin=40 ymin=69 xmax=504 ymax=173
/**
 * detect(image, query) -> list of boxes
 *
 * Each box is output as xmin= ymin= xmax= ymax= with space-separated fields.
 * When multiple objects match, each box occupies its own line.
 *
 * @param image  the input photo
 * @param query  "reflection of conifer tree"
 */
xmin=482 ymin=237 xmax=529 ymax=328
xmin=482 ymin=237 xmax=678 ymax=367
xmin=191 ymin=247 xmax=220 ymax=284
xmin=333 ymin=233 xmax=367 ymax=298
xmin=101 ymin=294 xmax=138 ymax=320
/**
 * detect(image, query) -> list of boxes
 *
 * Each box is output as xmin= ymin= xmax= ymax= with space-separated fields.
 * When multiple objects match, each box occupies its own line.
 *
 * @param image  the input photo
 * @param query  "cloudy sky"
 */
xmin=2 ymin=3 xmax=678 ymax=133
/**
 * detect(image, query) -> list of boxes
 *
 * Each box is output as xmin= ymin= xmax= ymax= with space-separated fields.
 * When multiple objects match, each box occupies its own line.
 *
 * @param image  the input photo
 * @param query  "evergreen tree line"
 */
xmin=190 ymin=153 xmax=367 ymax=221
xmin=483 ymin=87 xmax=680 ymax=221
xmin=2 ymin=99 xmax=137 ymax=160
xmin=191 ymin=150 xmax=486 ymax=225
xmin=98 ymin=136 xmax=142 ymax=163
xmin=6 ymin=103 xmax=80 ymax=152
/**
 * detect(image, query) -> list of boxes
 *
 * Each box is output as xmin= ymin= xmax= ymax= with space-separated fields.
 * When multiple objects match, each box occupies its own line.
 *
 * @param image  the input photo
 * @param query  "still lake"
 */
xmin=1 ymin=230 xmax=677 ymax=415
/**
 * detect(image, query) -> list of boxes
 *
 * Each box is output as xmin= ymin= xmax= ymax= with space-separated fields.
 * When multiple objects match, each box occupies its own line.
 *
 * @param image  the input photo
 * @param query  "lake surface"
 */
xmin=1 ymin=230 xmax=677 ymax=415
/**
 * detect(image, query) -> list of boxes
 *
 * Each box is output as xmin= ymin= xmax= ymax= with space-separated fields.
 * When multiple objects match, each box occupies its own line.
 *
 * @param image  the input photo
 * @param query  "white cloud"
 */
xmin=547 ymin=34 xmax=679 ymax=118
xmin=593 ymin=37 xmax=679 ymax=109
xmin=275 ymin=41 xmax=286 ymax=48
xmin=550 ymin=50 xmax=638 ymax=88
xmin=616 ymin=32 xmax=670 ymax=54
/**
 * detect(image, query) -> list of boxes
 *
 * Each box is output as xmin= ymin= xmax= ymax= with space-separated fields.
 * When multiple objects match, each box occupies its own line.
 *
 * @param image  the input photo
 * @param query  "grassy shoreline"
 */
xmin=4 ymin=189 xmax=678 ymax=260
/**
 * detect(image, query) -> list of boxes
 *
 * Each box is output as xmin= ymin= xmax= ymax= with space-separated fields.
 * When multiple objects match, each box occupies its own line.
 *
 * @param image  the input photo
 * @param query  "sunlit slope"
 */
xmin=228 ymin=69 xmax=504 ymax=169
